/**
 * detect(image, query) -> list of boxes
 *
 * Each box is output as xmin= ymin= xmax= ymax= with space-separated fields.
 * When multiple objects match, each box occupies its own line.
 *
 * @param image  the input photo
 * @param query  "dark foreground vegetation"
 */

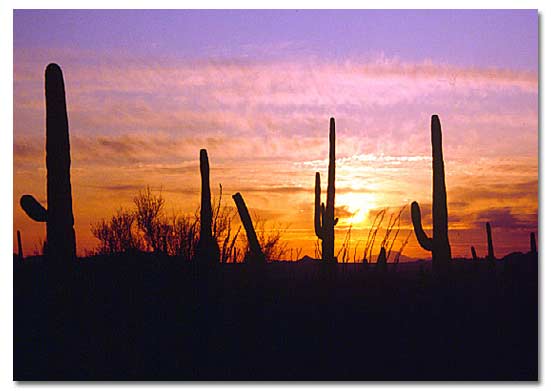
xmin=14 ymin=252 xmax=537 ymax=381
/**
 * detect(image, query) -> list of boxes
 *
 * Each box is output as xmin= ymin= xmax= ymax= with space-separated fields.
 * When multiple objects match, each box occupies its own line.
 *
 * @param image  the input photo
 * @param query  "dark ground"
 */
xmin=14 ymin=253 xmax=538 ymax=381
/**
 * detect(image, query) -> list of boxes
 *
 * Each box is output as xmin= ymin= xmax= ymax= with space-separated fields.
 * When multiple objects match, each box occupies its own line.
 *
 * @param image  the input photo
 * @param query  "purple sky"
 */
xmin=14 ymin=10 xmax=538 ymax=70
xmin=13 ymin=10 xmax=538 ymax=259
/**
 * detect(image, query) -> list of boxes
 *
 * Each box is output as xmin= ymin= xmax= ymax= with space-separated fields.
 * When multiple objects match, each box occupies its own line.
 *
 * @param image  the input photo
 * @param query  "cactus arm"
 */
xmin=20 ymin=195 xmax=48 ymax=222
xmin=314 ymin=172 xmax=323 ymax=238
xmin=411 ymin=201 xmax=433 ymax=251
xmin=232 ymin=192 xmax=265 ymax=264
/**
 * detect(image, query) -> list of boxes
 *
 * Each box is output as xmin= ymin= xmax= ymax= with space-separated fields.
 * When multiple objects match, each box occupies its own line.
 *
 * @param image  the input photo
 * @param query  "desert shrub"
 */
xmin=133 ymin=186 xmax=165 ymax=252
xmin=211 ymin=185 xmax=241 ymax=263
xmin=164 ymin=213 xmax=199 ymax=261
xmin=91 ymin=185 xmax=245 ymax=261
xmin=254 ymin=218 xmax=288 ymax=262
xmin=91 ymin=208 xmax=142 ymax=255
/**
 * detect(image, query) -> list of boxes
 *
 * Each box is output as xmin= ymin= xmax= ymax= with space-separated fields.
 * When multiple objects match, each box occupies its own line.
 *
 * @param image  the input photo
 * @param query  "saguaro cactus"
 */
xmin=411 ymin=115 xmax=451 ymax=269
xmin=232 ymin=192 xmax=266 ymax=264
xmin=530 ymin=232 xmax=537 ymax=254
xmin=486 ymin=222 xmax=495 ymax=261
xmin=195 ymin=149 xmax=220 ymax=264
xmin=17 ymin=230 xmax=23 ymax=259
xmin=314 ymin=118 xmax=338 ymax=263
xmin=20 ymin=63 xmax=76 ymax=263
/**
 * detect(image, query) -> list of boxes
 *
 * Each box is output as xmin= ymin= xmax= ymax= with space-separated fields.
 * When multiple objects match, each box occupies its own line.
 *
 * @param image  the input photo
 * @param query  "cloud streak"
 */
xmin=13 ymin=48 xmax=538 ymax=258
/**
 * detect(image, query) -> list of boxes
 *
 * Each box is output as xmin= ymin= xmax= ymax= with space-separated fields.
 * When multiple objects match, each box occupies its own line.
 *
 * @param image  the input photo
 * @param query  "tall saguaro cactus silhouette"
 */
xmin=410 ymin=115 xmax=451 ymax=269
xmin=20 ymin=63 xmax=76 ymax=263
xmin=195 ymin=149 xmax=220 ymax=264
xmin=232 ymin=192 xmax=266 ymax=264
xmin=314 ymin=118 xmax=337 ymax=263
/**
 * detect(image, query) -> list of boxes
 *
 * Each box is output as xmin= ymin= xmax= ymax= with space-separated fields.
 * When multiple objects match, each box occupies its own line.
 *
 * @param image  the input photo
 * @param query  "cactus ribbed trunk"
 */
xmin=314 ymin=118 xmax=337 ymax=263
xmin=196 ymin=149 xmax=220 ymax=264
xmin=410 ymin=115 xmax=451 ymax=270
xmin=46 ymin=64 xmax=76 ymax=262
xmin=233 ymin=192 xmax=266 ymax=264
xmin=486 ymin=222 xmax=495 ymax=261
xmin=17 ymin=230 xmax=23 ymax=259
xmin=530 ymin=232 xmax=537 ymax=253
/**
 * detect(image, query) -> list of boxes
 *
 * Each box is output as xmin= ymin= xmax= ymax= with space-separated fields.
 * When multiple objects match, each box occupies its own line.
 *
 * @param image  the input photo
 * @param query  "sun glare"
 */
xmin=337 ymin=192 xmax=378 ymax=226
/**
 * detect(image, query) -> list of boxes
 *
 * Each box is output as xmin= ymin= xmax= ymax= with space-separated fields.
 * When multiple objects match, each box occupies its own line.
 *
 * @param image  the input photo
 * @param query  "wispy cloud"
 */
xmin=13 ymin=48 xmax=538 ymax=258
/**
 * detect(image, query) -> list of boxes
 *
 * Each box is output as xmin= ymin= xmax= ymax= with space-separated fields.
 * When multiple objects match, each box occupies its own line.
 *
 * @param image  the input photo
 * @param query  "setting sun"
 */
xmin=337 ymin=192 xmax=378 ymax=226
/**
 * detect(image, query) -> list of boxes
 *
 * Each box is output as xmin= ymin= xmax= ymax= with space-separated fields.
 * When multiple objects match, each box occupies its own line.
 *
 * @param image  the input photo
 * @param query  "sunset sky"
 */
xmin=13 ymin=10 xmax=538 ymax=260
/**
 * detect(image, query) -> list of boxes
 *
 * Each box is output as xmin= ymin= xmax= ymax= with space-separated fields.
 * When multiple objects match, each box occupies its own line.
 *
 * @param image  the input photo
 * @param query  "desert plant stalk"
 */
xmin=314 ymin=118 xmax=338 ymax=263
xmin=233 ymin=192 xmax=266 ymax=264
xmin=486 ymin=222 xmax=495 ymax=261
xmin=20 ymin=63 xmax=76 ymax=263
xmin=17 ymin=230 xmax=23 ymax=259
xmin=195 ymin=149 xmax=220 ymax=264
xmin=471 ymin=246 xmax=478 ymax=261
xmin=410 ymin=115 xmax=451 ymax=269
xmin=363 ymin=209 xmax=386 ymax=263
xmin=393 ymin=231 xmax=412 ymax=264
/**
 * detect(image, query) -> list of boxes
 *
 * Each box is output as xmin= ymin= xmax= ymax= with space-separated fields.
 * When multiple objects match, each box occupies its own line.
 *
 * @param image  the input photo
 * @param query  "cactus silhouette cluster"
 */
xmin=314 ymin=118 xmax=338 ymax=263
xmin=20 ymin=63 xmax=76 ymax=263
xmin=16 ymin=64 xmax=535 ymax=270
xmin=410 ymin=115 xmax=451 ymax=270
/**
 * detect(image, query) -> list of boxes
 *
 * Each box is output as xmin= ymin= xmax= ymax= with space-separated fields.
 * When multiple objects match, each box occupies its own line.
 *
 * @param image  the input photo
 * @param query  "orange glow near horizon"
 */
xmin=13 ymin=12 xmax=538 ymax=261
